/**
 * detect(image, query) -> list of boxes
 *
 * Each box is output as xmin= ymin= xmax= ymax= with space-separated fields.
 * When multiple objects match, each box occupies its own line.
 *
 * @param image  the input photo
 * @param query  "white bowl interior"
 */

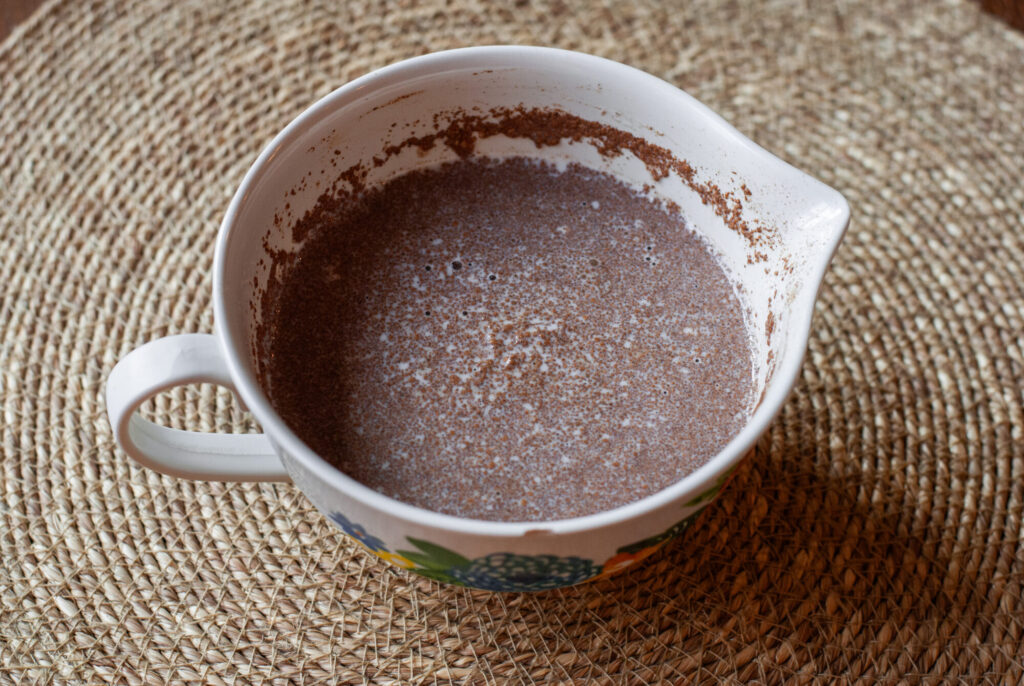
xmin=217 ymin=48 xmax=849 ymax=531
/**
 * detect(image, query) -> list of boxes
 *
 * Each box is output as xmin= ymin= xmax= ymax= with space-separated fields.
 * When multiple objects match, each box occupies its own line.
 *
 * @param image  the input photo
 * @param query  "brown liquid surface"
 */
xmin=260 ymin=157 xmax=754 ymax=521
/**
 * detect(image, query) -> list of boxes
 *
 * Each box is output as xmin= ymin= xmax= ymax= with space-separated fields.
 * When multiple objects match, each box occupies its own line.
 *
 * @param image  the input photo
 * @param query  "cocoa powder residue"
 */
xmin=299 ymin=106 xmax=774 ymax=256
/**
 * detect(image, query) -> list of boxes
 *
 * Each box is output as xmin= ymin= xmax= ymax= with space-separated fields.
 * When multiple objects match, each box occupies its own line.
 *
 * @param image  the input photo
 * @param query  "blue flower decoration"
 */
xmin=324 ymin=513 xmax=686 ymax=591
xmin=448 ymin=553 xmax=602 ymax=592
xmin=329 ymin=512 xmax=388 ymax=552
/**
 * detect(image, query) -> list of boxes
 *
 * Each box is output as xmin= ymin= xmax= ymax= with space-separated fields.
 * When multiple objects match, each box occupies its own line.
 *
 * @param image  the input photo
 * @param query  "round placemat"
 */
xmin=2 ymin=0 xmax=1023 ymax=683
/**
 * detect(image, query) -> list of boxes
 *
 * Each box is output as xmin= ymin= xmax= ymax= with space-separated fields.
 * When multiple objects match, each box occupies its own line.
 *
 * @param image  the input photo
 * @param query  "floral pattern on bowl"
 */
xmin=328 ymin=512 xmax=389 ymax=552
xmin=326 ymin=472 xmax=734 ymax=591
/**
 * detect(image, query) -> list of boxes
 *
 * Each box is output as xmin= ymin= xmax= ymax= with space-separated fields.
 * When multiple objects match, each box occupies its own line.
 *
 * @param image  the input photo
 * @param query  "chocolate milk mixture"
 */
xmin=260 ymin=157 xmax=754 ymax=521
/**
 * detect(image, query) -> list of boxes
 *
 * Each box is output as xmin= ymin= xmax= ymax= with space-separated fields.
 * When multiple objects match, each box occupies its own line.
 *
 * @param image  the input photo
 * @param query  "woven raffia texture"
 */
xmin=2 ymin=0 xmax=1024 ymax=683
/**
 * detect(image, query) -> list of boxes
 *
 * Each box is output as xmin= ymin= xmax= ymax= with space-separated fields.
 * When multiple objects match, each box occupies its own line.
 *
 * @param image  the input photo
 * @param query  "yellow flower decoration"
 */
xmin=377 ymin=551 xmax=416 ymax=569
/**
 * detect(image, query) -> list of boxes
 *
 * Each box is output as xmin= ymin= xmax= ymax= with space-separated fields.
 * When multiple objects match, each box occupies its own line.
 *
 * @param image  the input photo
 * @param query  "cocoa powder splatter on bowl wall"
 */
xmin=295 ymin=106 xmax=777 ymax=256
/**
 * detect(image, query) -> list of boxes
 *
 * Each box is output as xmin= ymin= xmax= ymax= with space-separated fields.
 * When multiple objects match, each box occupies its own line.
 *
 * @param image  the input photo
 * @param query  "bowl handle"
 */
xmin=105 ymin=334 xmax=290 ymax=482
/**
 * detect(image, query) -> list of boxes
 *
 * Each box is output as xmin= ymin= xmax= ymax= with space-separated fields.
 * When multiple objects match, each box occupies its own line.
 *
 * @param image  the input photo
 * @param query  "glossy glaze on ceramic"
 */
xmin=108 ymin=47 xmax=849 ymax=590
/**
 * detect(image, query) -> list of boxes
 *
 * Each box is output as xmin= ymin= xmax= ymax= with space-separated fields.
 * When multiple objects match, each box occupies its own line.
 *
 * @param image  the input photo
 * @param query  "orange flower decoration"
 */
xmin=598 ymin=541 xmax=667 ymax=578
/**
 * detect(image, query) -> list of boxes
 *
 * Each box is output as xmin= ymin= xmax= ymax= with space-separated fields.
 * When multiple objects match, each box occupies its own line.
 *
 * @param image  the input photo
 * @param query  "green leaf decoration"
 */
xmin=684 ymin=485 xmax=719 ymax=508
xmin=395 ymin=550 xmax=452 ymax=571
xmin=410 ymin=568 xmax=463 ymax=585
xmin=666 ymin=513 xmax=698 ymax=538
xmin=685 ymin=467 xmax=736 ymax=507
xmin=616 ymin=509 xmax=703 ymax=554
xmin=403 ymin=537 xmax=472 ymax=569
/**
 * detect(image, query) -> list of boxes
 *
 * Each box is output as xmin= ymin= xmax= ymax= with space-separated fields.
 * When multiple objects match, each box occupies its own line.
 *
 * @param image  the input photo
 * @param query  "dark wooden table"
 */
xmin=2 ymin=0 xmax=1020 ymax=42
xmin=1 ymin=0 xmax=46 ymax=42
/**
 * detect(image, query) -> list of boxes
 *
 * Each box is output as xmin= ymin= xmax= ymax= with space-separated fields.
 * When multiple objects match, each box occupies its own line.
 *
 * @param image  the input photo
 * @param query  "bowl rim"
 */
xmin=214 ymin=45 xmax=850 ymax=537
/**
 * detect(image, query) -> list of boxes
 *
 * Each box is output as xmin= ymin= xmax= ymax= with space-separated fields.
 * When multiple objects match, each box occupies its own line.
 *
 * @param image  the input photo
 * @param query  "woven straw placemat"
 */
xmin=2 ymin=0 xmax=1023 ymax=683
